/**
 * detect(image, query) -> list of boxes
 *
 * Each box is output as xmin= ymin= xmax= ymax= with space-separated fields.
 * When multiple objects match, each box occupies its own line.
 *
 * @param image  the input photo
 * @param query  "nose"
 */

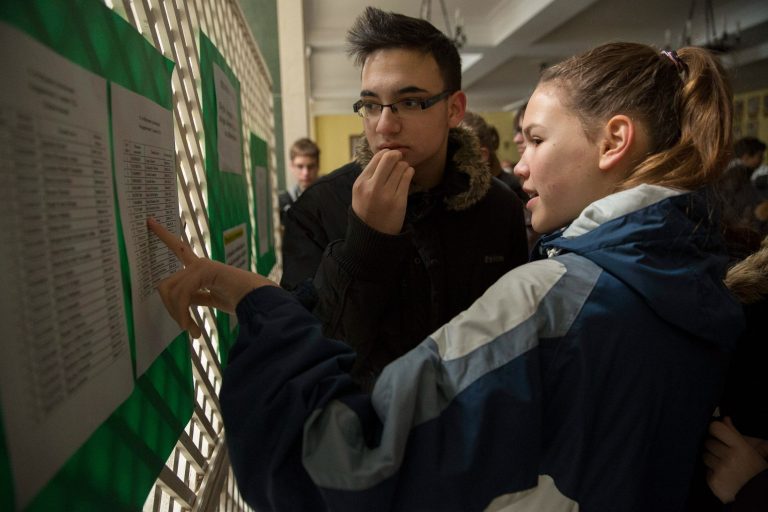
xmin=514 ymin=154 xmax=529 ymax=181
xmin=374 ymin=106 xmax=401 ymax=135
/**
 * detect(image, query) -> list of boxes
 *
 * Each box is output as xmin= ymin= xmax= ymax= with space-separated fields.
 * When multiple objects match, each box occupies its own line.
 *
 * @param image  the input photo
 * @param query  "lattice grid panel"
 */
xmin=104 ymin=0 xmax=279 ymax=510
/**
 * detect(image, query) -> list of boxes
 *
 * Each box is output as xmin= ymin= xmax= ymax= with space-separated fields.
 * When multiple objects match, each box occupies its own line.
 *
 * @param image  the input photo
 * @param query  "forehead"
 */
xmin=524 ymin=84 xmax=571 ymax=127
xmin=292 ymin=155 xmax=317 ymax=165
xmin=360 ymin=48 xmax=443 ymax=93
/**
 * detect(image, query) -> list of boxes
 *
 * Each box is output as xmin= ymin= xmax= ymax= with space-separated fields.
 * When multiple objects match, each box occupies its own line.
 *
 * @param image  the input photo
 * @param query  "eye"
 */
xmin=529 ymin=137 xmax=543 ymax=146
xmin=362 ymin=101 xmax=382 ymax=113
xmin=398 ymin=98 xmax=422 ymax=110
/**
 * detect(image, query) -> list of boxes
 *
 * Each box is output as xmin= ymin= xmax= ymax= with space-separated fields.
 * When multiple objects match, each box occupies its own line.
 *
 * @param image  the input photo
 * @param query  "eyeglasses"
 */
xmin=353 ymin=91 xmax=451 ymax=120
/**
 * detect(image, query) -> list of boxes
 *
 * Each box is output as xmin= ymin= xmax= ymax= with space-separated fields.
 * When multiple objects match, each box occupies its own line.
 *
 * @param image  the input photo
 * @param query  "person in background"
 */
xmin=717 ymin=136 xmax=766 ymax=237
xmin=732 ymin=136 xmax=766 ymax=172
xmin=280 ymin=7 xmax=528 ymax=389
xmin=460 ymin=110 xmax=527 ymax=203
xmin=686 ymin=240 xmax=768 ymax=511
xmin=739 ymin=137 xmax=768 ymax=202
xmin=512 ymin=101 xmax=527 ymax=160
xmin=278 ymin=137 xmax=320 ymax=224
xmin=148 ymin=41 xmax=753 ymax=511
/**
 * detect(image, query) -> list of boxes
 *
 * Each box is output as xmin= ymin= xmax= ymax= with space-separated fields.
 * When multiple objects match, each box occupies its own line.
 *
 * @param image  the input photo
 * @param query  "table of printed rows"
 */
xmin=122 ymin=141 xmax=179 ymax=299
xmin=0 ymin=106 xmax=126 ymax=422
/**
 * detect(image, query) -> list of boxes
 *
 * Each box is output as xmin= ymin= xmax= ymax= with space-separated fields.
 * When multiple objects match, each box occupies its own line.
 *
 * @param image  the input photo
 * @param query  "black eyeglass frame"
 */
xmin=352 ymin=90 xmax=452 ymax=118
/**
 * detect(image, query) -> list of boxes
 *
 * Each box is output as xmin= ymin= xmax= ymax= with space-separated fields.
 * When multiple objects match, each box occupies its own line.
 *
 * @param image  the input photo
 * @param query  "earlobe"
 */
xmin=599 ymin=115 xmax=634 ymax=171
xmin=448 ymin=91 xmax=467 ymax=128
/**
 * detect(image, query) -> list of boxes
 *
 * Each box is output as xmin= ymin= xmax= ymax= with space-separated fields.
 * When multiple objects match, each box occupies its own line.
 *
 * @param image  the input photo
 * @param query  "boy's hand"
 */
xmin=352 ymin=149 xmax=414 ymax=235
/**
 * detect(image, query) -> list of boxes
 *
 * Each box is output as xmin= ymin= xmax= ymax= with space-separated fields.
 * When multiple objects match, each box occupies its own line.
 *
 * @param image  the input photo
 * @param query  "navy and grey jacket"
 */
xmin=221 ymin=184 xmax=744 ymax=511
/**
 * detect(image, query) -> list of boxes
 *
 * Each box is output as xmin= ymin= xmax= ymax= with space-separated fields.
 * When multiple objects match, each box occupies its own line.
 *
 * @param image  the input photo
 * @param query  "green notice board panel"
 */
xmin=199 ymin=32 xmax=251 ymax=367
xmin=0 ymin=1 xmax=193 ymax=510
xmin=251 ymin=134 xmax=276 ymax=276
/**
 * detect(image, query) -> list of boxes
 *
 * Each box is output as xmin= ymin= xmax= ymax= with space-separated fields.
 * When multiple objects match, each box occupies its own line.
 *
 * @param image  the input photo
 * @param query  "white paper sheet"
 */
xmin=0 ymin=23 xmax=133 ymax=508
xmin=213 ymin=63 xmax=242 ymax=175
xmin=111 ymin=82 xmax=182 ymax=377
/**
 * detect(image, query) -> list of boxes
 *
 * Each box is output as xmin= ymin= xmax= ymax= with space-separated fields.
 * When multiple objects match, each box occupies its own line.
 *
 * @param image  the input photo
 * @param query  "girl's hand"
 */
xmin=148 ymin=218 xmax=277 ymax=338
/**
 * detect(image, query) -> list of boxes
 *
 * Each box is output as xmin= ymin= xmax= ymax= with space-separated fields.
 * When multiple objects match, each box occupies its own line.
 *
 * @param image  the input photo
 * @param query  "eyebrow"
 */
xmin=359 ymin=86 xmax=430 ymax=98
xmin=523 ymin=124 xmax=542 ymax=138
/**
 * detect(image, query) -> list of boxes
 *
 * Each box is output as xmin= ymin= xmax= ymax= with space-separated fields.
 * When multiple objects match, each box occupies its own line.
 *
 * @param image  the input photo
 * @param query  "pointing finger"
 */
xmin=147 ymin=217 xmax=198 ymax=265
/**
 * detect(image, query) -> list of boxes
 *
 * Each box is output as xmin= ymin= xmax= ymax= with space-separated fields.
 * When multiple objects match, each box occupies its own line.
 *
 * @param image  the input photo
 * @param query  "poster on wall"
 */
xmin=251 ymin=134 xmax=276 ymax=276
xmin=199 ymin=32 xmax=251 ymax=366
xmin=111 ymin=81 xmax=182 ymax=377
xmin=0 ymin=1 xmax=193 ymax=510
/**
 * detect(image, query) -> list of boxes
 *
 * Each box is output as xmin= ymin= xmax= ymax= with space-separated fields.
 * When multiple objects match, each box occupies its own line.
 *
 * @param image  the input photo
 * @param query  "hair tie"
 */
xmin=661 ymin=50 xmax=687 ymax=78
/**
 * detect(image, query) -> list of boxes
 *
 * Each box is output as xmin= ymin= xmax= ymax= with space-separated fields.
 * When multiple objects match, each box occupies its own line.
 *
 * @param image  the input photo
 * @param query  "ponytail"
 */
xmin=623 ymin=47 xmax=733 ymax=190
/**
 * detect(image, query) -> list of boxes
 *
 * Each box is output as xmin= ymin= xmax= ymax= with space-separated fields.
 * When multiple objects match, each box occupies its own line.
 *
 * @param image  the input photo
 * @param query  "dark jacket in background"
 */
xmin=278 ymin=184 xmax=301 ymax=225
xmin=280 ymin=127 xmax=528 ymax=387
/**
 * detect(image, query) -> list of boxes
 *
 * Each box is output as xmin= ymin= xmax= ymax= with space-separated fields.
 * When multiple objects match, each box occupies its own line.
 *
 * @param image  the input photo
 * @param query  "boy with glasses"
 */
xmin=281 ymin=7 xmax=528 ymax=389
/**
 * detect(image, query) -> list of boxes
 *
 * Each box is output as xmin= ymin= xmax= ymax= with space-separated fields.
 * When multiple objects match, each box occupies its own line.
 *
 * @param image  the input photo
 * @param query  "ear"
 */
xmin=479 ymin=146 xmax=490 ymax=163
xmin=598 ymin=115 xmax=635 ymax=172
xmin=447 ymin=91 xmax=467 ymax=128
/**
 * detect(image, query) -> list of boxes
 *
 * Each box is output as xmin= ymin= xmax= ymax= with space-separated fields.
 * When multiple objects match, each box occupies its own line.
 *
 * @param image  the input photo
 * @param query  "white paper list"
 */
xmin=111 ymin=82 xmax=182 ymax=377
xmin=0 ymin=23 xmax=133 ymax=508
xmin=213 ymin=63 xmax=242 ymax=175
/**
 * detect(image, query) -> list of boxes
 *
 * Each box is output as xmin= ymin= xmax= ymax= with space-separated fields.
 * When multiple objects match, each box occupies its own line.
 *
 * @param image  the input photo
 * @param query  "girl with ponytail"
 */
xmin=149 ymin=42 xmax=750 ymax=511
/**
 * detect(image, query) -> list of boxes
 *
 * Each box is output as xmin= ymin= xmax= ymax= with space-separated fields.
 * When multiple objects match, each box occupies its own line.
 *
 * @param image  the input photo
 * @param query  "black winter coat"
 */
xmin=281 ymin=128 xmax=528 ymax=388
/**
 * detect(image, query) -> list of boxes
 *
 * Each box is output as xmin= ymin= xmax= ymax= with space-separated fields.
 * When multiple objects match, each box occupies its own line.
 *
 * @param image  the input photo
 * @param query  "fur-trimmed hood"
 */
xmin=353 ymin=126 xmax=492 ymax=211
xmin=725 ymin=236 xmax=768 ymax=304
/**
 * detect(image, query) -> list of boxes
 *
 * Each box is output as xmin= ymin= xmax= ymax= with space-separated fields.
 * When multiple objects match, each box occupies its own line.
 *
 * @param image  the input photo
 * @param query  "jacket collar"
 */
xmin=353 ymin=127 xmax=492 ymax=211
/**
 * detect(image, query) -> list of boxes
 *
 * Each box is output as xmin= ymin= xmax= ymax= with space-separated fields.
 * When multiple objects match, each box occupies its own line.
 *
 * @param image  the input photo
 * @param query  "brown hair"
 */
xmin=540 ymin=42 xmax=732 ymax=191
xmin=289 ymin=138 xmax=320 ymax=162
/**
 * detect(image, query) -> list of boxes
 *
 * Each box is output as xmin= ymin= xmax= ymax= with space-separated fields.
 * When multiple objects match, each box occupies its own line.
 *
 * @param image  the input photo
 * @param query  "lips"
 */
xmin=523 ymin=188 xmax=538 ymax=199
xmin=523 ymin=189 xmax=539 ymax=210
xmin=379 ymin=143 xmax=407 ymax=151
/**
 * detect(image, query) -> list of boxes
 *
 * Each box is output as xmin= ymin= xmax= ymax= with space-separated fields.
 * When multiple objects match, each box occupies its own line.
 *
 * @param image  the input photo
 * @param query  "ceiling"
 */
xmin=303 ymin=0 xmax=768 ymax=115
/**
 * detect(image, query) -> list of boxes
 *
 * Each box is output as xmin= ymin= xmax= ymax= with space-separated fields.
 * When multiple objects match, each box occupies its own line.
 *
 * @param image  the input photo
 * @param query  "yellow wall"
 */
xmin=734 ymin=88 xmax=768 ymax=145
xmin=314 ymin=115 xmax=364 ymax=175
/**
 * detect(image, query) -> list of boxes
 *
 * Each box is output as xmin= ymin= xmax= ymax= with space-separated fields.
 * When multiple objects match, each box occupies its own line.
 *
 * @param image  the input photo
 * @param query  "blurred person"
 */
xmin=687 ymin=241 xmax=768 ymax=511
xmin=278 ymin=138 xmax=320 ymax=224
xmin=512 ymin=101 xmax=527 ymax=159
xmin=460 ymin=110 xmax=527 ymax=202
xmin=718 ymin=136 xmax=766 ymax=235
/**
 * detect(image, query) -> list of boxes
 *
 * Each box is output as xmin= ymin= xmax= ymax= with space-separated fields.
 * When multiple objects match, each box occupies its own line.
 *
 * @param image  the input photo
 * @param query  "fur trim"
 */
xmin=725 ymin=235 xmax=768 ymax=304
xmin=353 ymin=127 xmax=492 ymax=211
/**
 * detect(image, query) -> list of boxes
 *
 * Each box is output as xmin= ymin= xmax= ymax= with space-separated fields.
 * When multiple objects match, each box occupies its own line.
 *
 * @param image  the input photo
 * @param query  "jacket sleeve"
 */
xmin=731 ymin=468 xmax=768 ymax=512
xmin=220 ymin=262 xmax=564 ymax=511
xmin=279 ymin=191 xmax=331 ymax=307
xmin=311 ymin=209 xmax=412 ymax=370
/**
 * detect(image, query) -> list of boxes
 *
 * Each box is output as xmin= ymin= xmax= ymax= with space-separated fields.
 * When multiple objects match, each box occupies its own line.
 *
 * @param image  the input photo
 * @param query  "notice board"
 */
xmin=0 ymin=0 xmax=194 ymax=509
